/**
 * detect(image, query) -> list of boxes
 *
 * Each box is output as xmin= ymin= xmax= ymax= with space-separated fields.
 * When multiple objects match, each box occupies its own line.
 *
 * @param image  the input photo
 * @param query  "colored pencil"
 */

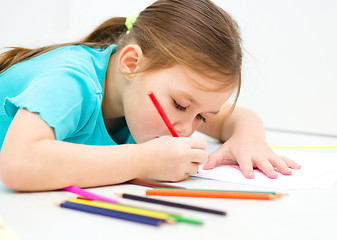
xmin=271 ymin=146 xmax=337 ymax=149
xmin=68 ymin=198 xmax=176 ymax=224
xmin=76 ymin=196 xmax=183 ymax=216
xmin=154 ymin=188 xmax=285 ymax=198
xmin=146 ymin=189 xmax=277 ymax=200
xmin=94 ymin=200 xmax=203 ymax=225
xmin=64 ymin=186 xmax=119 ymax=204
xmin=95 ymin=199 xmax=202 ymax=225
xmin=170 ymin=214 xmax=203 ymax=225
xmin=69 ymin=198 xmax=203 ymax=225
xmin=148 ymin=91 xmax=179 ymax=137
xmin=127 ymin=179 xmax=185 ymax=189
xmin=60 ymin=201 xmax=164 ymax=227
xmin=118 ymin=193 xmax=226 ymax=216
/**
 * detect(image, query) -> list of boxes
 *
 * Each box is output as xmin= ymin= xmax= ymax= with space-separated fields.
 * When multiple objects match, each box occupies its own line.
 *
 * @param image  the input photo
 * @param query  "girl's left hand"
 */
xmin=203 ymin=136 xmax=302 ymax=179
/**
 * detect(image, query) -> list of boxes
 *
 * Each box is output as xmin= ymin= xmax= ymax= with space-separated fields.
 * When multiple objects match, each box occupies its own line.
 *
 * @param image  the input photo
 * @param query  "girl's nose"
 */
xmin=173 ymin=121 xmax=194 ymax=137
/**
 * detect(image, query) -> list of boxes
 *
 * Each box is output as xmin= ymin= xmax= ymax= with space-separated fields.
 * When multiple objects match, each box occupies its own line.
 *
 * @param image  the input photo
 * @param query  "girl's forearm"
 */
xmin=221 ymin=107 xmax=266 ymax=142
xmin=0 ymin=140 xmax=143 ymax=191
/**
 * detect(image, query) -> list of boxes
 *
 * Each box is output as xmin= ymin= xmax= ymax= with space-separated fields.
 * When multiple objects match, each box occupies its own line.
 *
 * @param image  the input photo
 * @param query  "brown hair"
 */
xmin=0 ymin=0 xmax=242 ymax=103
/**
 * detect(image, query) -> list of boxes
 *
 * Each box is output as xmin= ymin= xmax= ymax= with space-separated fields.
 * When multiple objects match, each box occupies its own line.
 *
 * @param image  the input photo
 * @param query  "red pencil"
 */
xmin=148 ymin=91 xmax=179 ymax=137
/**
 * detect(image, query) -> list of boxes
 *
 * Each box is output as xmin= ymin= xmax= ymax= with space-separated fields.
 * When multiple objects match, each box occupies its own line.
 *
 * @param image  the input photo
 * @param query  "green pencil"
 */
xmin=169 ymin=214 xmax=203 ymax=225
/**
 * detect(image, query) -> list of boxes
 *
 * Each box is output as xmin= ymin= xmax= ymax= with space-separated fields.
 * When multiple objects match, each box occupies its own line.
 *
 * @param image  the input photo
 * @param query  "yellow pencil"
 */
xmin=68 ymin=198 xmax=176 ymax=223
xmin=271 ymin=146 xmax=337 ymax=149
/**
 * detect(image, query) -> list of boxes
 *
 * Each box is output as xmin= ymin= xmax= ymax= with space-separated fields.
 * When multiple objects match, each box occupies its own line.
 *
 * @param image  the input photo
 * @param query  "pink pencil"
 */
xmin=148 ymin=91 xmax=179 ymax=137
xmin=64 ymin=186 xmax=119 ymax=204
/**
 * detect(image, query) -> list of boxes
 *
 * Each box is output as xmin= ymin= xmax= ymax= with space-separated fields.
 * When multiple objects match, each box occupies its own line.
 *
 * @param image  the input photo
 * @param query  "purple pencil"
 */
xmin=64 ymin=186 xmax=119 ymax=204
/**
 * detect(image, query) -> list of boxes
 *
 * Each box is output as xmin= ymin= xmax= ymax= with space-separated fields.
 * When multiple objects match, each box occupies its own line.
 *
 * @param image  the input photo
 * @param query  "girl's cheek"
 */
xmin=140 ymin=114 xmax=162 ymax=134
xmin=148 ymin=116 xmax=170 ymax=137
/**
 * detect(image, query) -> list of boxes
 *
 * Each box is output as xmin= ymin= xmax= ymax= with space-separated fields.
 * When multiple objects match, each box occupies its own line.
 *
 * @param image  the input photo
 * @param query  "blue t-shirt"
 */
xmin=0 ymin=44 xmax=135 ymax=149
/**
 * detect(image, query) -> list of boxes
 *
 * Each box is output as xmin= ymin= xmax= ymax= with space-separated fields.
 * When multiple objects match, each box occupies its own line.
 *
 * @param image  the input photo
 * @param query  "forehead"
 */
xmin=171 ymin=66 xmax=235 ymax=108
xmin=177 ymin=65 xmax=236 ymax=92
xmin=170 ymin=66 xmax=233 ymax=101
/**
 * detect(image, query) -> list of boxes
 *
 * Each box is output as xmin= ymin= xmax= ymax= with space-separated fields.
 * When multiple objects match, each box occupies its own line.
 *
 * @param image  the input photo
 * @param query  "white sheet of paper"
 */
xmin=0 ymin=216 xmax=20 ymax=240
xmin=195 ymin=143 xmax=337 ymax=190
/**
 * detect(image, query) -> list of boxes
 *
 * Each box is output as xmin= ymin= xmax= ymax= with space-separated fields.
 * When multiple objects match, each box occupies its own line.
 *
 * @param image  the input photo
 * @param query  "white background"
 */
xmin=1 ymin=0 xmax=336 ymax=136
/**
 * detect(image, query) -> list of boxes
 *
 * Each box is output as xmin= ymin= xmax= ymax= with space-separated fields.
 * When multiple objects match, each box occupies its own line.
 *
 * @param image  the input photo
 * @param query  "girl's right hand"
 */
xmin=138 ymin=136 xmax=208 ymax=182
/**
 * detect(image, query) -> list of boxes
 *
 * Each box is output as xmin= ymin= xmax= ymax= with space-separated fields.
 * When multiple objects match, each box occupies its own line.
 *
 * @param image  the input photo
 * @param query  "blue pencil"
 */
xmin=60 ymin=201 xmax=164 ymax=227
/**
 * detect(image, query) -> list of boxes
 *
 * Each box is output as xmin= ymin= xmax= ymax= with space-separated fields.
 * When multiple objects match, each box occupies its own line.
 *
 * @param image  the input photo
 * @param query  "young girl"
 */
xmin=0 ymin=0 xmax=300 ymax=191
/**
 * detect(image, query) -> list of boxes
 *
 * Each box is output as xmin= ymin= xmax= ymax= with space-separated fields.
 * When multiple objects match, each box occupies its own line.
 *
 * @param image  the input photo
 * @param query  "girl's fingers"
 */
xmin=203 ymin=150 xmax=222 ymax=169
xmin=280 ymin=156 xmax=302 ymax=169
xmin=202 ymin=159 xmax=216 ymax=170
xmin=267 ymin=155 xmax=301 ymax=176
xmin=187 ymin=162 xmax=201 ymax=175
xmin=190 ymin=149 xmax=208 ymax=164
xmin=201 ymin=144 xmax=302 ymax=180
xmin=237 ymin=157 xmax=255 ymax=179
xmin=203 ymin=148 xmax=233 ymax=170
xmin=189 ymin=137 xmax=207 ymax=150
xmin=269 ymin=156 xmax=292 ymax=175
xmin=243 ymin=154 xmax=300 ymax=178
xmin=255 ymin=158 xmax=278 ymax=179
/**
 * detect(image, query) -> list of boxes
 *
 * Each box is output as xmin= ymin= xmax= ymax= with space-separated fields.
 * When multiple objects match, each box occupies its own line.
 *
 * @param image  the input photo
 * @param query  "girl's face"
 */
xmin=122 ymin=65 xmax=234 ymax=143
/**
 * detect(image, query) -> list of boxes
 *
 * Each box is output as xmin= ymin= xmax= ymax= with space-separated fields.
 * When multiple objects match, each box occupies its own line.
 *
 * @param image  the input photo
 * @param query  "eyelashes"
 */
xmin=196 ymin=114 xmax=207 ymax=122
xmin=173 ymin=99 xmax=186 ymax=111
xmin=173 ymin=99 xmax=206 ymax=122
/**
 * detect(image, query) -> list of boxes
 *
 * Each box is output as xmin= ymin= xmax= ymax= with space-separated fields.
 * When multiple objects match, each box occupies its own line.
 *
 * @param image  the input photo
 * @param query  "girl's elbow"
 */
xmin=0 ymin=153 xmax=31 ymax=191
xmin=0 ymin=162 xmax=17 ymax=190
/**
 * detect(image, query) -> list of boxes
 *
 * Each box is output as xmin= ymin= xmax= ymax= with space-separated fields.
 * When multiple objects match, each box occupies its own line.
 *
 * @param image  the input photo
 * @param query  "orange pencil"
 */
xmin=154 ymin=188 xmax=285 ymax=198
xmin=146 ymin=189 xmax=277 ymax=200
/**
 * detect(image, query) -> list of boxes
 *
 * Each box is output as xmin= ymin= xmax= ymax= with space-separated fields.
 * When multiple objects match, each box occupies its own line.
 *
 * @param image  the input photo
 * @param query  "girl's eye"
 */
xmin=196 ymin=114 xmax=206 ymax=123
xmin=173 ymin=99 xmax=206 ymax=123
xmin=173 ymin=99 xmax=186 ymax=111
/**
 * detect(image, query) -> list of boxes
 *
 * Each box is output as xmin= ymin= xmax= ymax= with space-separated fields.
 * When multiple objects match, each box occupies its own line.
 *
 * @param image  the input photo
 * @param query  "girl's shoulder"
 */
xmin=2 ymin=44 xmax=117 ymax=94
xmin=40 ymin=44 xmax=117 ymax=68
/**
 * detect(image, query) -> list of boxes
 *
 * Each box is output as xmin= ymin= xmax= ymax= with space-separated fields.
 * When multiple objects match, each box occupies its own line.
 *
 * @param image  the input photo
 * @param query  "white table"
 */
xmin=1 ymin=130 xmax=337 ymax=240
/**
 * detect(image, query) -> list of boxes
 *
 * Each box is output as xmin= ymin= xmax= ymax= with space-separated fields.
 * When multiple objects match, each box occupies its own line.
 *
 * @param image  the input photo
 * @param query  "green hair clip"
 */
xmin=125 ymin=13 xmax=140 ymax=31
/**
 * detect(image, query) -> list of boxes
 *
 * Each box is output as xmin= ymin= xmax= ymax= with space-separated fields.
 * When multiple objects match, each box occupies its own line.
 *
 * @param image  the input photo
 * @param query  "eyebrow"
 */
xmin=177 ymin=91 xmax=220 ymax=115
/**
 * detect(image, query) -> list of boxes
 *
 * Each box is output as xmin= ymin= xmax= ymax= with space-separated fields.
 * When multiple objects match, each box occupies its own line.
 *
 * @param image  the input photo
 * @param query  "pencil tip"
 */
xmin=167 ymin=218 xmax=177 ymax=224
xmin=275 ymin=193 xmax=286 ymax=198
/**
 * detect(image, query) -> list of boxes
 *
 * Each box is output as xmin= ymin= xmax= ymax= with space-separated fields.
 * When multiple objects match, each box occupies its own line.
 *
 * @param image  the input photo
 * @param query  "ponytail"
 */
xmin=82 ymin=17 xmax=127 ymax=46
xmin=0 ymin=17 xmax=127 ymax=74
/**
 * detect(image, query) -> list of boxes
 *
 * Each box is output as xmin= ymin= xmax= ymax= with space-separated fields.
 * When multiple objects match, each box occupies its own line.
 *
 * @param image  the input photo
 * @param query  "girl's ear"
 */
xmin=118 ymin=44 xmax=144 ymax=80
